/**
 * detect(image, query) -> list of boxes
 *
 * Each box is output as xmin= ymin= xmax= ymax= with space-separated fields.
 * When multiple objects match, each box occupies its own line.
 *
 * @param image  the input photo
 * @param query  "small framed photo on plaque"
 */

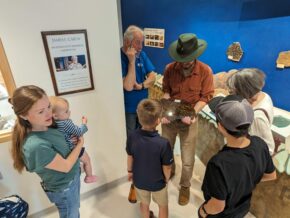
xmin=144 ymin=28 xmax=165 ymax=48
xmin=41 ymin=29 xmax=94 ymax=96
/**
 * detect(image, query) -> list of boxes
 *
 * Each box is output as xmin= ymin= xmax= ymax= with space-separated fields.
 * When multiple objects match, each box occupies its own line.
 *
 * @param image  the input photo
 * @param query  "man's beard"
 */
xmin=181 ymin=62 xmax=194 ymax=76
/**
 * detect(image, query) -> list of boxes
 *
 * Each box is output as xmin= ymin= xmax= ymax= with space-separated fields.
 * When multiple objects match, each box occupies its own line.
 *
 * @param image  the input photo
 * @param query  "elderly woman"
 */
xmin=227 ymin=68 xmax=275 ymax=154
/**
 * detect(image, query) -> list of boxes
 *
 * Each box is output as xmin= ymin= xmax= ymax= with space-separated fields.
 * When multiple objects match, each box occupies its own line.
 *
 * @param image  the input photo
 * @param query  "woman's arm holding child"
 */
xmin=45 ymin=136 xmax=84 ymax=173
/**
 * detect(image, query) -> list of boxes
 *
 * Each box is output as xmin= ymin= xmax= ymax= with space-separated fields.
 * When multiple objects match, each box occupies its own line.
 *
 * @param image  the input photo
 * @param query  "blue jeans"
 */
xmin=125 ymin=113 xmax=141 ymax=136
xmin=45 ymin=171 xmax=80 ymax=218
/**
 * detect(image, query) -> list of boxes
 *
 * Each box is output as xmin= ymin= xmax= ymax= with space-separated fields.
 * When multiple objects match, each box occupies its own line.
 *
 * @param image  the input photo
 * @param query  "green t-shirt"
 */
xmin=23 ymin=128 xmax=80 ymax=192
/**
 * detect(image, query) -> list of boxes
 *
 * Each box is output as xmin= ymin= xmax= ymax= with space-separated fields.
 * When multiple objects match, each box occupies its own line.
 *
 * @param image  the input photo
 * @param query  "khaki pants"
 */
xmin=161 ymin=119 xmax=198 ymax=187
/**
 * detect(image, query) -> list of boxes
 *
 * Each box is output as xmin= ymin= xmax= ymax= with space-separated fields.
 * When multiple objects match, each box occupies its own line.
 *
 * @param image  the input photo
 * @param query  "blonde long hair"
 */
xmin=10 ymin=85 xmax=46 ymax=173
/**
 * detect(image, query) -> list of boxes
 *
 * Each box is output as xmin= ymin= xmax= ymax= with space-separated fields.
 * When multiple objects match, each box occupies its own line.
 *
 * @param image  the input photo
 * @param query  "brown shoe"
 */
xmin=149 ymin=210 xmax=154 ymax=218
xmin=178 ymin=186 xmax=190 ymax=205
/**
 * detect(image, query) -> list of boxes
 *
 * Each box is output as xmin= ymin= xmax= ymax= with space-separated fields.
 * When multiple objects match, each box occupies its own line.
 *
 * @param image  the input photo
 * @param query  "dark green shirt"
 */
xmin=23 ymin=128 xmax=80 ymax=192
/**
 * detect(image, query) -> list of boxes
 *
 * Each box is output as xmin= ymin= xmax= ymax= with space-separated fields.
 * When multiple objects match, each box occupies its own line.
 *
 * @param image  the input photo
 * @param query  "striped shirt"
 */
xmin=55 ymin=119 xmax=88 ymax=150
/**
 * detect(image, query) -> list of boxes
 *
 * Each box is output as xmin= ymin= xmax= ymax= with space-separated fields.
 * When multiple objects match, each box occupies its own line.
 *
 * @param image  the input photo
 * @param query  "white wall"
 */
xmin=0 ymin=0 xmax=126 ymax=214
xmin=117 ymin=0 xmax=124 ymax=47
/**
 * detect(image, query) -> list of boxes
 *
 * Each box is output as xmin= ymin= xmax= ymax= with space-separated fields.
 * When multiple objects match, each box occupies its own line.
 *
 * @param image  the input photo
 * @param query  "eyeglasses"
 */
xmin=130 ymin=39 xmax=143 ymax=47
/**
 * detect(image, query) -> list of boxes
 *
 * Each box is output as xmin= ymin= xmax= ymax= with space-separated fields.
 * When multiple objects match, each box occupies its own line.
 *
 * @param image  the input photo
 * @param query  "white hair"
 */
xmin=123 ymin=25 xmax=143 ymax=42
xmin=226 ymin=68 xmax=265 ymax=99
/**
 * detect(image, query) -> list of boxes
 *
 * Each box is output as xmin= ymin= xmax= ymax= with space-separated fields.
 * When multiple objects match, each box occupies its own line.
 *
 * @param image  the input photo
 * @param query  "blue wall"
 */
xmin=121 ymin=0 xmax=290 ymax=111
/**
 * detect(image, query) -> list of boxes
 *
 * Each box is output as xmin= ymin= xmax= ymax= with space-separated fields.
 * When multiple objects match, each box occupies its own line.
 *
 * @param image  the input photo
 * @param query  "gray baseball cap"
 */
xmin=208 ymin=95 xmax=254 ymax=132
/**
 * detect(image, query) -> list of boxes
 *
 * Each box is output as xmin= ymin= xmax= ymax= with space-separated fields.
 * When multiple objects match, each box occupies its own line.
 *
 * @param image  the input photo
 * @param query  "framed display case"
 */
xmin=0 ymin=38 xmax=16 ymax=143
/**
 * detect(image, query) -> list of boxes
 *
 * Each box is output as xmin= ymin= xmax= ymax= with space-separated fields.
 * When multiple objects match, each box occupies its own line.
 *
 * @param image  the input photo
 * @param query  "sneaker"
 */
xmin=84 ymin=175 xmax=98 ymax=183
xmin=178 ymin=186 xmax=190 ymax=205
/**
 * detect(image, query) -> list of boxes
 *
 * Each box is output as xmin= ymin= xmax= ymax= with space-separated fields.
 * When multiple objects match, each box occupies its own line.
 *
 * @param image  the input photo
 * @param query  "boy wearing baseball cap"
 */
xmin=198 ymin=95 xmax=276 ymax=218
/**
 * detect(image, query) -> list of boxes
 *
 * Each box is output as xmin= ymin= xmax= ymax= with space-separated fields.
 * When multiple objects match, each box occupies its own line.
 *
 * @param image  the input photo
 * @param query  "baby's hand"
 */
xmin=70 ymin=136 xmax=78 ymax=146
xmin=82 ymin=116 xmax=87 ymax=124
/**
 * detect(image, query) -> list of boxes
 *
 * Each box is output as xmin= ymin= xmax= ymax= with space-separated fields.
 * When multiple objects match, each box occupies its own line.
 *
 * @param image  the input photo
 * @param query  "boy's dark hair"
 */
xmin=137 ymin=99 xmax=162 ymax=127
xmin=218 ymin=119 xmax=250 ymax=138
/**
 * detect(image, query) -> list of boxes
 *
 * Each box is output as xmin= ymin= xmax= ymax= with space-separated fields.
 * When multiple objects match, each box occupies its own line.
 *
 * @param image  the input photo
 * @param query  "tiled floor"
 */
xmin=42 ymin=155 xmax=207 ymax=218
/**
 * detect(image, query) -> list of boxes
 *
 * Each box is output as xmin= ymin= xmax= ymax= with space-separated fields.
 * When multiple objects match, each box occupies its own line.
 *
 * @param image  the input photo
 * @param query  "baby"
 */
xmin=49 ymin=96 xmax=97 ymax=183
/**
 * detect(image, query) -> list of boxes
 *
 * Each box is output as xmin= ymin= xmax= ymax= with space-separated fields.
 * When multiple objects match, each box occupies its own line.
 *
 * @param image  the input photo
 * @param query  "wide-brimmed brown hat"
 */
xmin=169 ymin=33 xmax=207 ymax=62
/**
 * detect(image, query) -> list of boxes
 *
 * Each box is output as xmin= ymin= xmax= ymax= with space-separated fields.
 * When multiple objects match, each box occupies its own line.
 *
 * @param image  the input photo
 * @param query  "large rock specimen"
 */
xmin=276 ymin=51 xmax=290 ymax=69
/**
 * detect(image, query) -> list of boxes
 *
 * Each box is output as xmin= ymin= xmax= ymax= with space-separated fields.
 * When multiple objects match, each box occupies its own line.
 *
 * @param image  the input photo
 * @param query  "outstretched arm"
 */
xmin=63 ymin=119 xmax=88 ymax=137
xmin=143 ymin=72 xmax=156 ymax=88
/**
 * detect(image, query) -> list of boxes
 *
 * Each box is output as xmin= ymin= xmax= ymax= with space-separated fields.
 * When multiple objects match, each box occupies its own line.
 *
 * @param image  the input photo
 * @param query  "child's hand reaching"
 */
xmin=82 ymin=116 xmax=87 ymax=124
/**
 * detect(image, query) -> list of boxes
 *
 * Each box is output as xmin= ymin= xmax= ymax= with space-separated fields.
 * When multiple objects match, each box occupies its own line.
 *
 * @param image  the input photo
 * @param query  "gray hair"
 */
xmin=226 ymin=68 xmax=265 ymax=99
xmin=123 ymin=25 xmax=143 ymax=42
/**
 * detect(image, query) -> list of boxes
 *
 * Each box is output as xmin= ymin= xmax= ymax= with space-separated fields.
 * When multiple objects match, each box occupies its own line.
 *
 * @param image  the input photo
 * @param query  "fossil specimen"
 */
xmin=276 ymin=51 xmax=290 ymax=69
xmin=159 ymin=99 xmax=196 ymax=128
xmin=227 ymin=42 xmax=243 ymax=62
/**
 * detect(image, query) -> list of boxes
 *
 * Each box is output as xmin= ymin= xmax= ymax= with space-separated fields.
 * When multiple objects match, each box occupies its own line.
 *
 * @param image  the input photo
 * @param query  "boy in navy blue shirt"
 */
xmin=126 ymin=99 xmax=173 ymax=218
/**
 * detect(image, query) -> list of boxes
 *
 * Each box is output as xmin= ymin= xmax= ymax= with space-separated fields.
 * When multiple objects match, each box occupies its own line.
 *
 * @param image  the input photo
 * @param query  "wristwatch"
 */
xmin=141 ymin=82 xmax=145 ymax=90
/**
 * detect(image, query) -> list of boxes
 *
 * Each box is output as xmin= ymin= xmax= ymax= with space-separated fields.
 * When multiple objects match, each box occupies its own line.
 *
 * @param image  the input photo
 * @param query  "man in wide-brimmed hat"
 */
xmin=161 ymin=33 xmax=214 ymax=205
